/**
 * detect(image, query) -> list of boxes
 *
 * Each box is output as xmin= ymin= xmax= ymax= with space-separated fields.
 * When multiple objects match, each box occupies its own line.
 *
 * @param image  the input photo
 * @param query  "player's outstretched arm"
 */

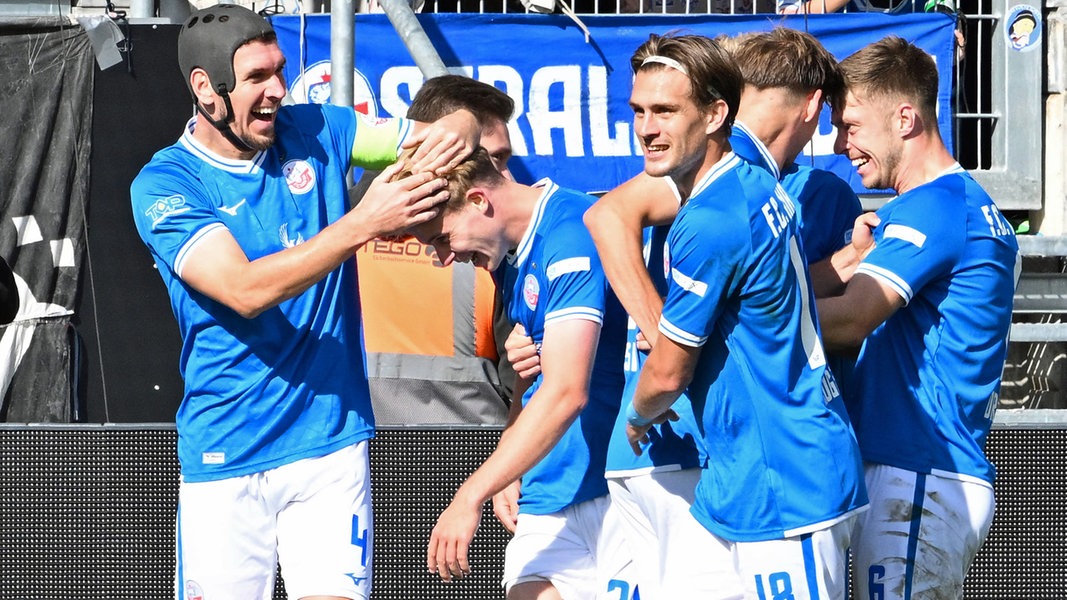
xmin=426 ymin=318 xmax=600 ymax=581
xmin=491 ymin=376 xmax=530 ymax=534
xmin=585 ymin=173 xmax=678 ymax=344
xmin=626 ymin=334 xmax=699 ymax=454
xmin=181 ymin=163 xmax=447 ymax=319
xmin=816 ymin=274 xmax=904 ymax=352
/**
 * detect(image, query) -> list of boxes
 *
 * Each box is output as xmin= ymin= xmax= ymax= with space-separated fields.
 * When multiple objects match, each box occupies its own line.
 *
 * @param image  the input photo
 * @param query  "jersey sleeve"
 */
xmin=856 ymin=190 xmax=962 ymax=305
xmin=541 ymin=218 xmax=607 ymax=327
xmin=316 ymin=103 xmax=409 ymax=170
xmin=130 ymin=167 xmax=226 ymax=280
xmin=658 ymin=204 xmax=747 ymax=347
xmin=796 ymin=169 xmax=862 ymax=264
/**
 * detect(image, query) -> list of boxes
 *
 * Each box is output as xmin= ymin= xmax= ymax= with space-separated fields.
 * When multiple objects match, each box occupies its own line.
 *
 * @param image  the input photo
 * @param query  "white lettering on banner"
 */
xmin=588 ymin=66 xmax=636 ymax=157
xmin=475 ymin=65 xmax=530 ymax=157
xmin=375 ymin=64 xmax=838 ymax=162
xmin=379 ymin=66 xmax=424 ymax=120
xmin=528 ymin=65 xmax=584 ymax=156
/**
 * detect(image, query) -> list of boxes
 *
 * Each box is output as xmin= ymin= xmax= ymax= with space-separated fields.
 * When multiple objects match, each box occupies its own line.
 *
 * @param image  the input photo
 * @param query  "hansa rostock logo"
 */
xmin=288 ymin=60 xmax=379 ymax=118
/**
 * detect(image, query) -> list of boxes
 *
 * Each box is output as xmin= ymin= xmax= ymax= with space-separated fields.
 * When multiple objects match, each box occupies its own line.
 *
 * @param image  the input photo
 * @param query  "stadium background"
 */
xmin=0 ymin=3 xmax=1064 ymax=597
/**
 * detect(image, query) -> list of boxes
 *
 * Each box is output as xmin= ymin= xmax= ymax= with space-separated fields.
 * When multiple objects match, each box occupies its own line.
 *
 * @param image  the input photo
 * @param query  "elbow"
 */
xmin=220 ymin=289 xmax=275 ymax=319
xmin=646 ymin=361 xmax=690 ymax=397
xmin=583 ymin=203 xmax=609 ymax=241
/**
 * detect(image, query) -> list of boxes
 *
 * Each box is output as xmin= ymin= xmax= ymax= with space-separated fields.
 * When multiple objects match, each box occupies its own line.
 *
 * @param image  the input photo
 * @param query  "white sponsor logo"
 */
xmin=219 ymin=198 xmax=246 ymax=216
xmin=546 ymin=256 xmax=590 ymax=281
xmin=670 ymin=268 xmax=707 ymax=297
xmin=201 ymin=452 xmax=225 ymax=465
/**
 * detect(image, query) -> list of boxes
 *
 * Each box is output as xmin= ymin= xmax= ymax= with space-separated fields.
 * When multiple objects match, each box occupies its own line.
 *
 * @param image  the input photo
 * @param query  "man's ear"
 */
xmin=466 ymin=188 xmax=492 ymax=214
xmin=896 ymin=102 xmax=918 ymax=138
xmin=802 ymin=88 xmax=825 ymax=124
xmin=704 ymin=99 xmax=730 ymax=135
xmin=189 ymin=68 xmax=216 ymax=107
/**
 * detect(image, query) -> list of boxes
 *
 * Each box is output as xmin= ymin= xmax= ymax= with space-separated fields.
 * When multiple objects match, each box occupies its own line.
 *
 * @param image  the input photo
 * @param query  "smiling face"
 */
xmin=839 ymin=89 xmax=902 ymax=191
xmin=194 ymin=39 xmax=287 ymax=156
xmin=629 ymin=68 xmax=715 ymax=187
xmin=407 ymin=196 xmax=511 ymax=272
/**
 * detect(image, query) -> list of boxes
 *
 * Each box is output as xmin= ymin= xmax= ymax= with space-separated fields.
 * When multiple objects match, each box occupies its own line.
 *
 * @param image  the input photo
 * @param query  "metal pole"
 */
xmin=331 ymin=0 xmax=354 ymax=107
xmin=378 ymin=1 xmax=448 ymax=78
xmin=129 ymin=0 xmax=154 ymax=19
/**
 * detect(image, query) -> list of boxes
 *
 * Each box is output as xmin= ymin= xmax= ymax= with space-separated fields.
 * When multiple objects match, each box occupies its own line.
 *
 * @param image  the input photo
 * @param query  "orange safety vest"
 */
xmin=356 ymin=238 xmax=508 ymax=425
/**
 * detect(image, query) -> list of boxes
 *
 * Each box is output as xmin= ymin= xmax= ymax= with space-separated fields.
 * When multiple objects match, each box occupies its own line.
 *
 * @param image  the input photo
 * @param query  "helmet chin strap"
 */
xmin=195 ymin=85 xmax=256 ymax=154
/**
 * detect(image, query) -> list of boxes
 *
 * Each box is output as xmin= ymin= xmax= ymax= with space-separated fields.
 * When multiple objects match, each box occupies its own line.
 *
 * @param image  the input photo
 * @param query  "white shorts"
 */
xmin=734 ymin=514 xmax=856 ymax=600
xmin=608 ymin=469 xmax=741 ymax=599
xmin=175 ymin=442 xmax=374 ymax=600
xmin=851 ymin=463 xmax=995 ymax=600
xmin=503 ymin=494 xmax=636 ymax=599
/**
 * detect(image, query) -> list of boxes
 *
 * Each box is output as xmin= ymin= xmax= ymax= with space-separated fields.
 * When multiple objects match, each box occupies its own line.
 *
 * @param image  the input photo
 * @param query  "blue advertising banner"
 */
xmin=272 ymin=13 xmax=956 ymax=195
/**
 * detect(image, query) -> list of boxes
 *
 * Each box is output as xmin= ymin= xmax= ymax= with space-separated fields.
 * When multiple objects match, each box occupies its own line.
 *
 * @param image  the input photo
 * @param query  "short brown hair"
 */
xmin=731 ymin=27 xmax=843 ymax=108
xmin=631 ymin=33 xmax=743 ymax=129
xmin=392 ymin=147 xmax=504 ymax=214
xmin=839 ymin=36 xmax=939 ymax=120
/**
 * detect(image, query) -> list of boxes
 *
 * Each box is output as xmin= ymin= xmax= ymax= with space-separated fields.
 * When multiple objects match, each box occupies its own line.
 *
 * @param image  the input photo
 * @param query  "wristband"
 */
xmin=625 ymin=402 xmax=655 ymax=428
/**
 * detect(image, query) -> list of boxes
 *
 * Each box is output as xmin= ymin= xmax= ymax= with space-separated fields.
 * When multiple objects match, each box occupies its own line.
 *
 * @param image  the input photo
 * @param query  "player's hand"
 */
xmin=635 ymin=329 xmax=656 ymax=352
xmin=505 ymin=324 xmax=541 ymax=381
xmin=491 ymin=480 xmax=521 ymax=534
xmin=427 ymin=494 xmax=482 ymax=582
xmin=851 ymin=212 xmax=881 ymax=259
xmin=404 ymin=108 xmax=480 ymax=175
xmin=350 ymin=162 xmax=447 ymax=239
xmin=625 ymin=409 xmax=679 ymax=456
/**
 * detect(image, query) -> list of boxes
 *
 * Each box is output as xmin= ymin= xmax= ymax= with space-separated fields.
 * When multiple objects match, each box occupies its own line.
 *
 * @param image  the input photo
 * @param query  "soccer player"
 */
xmin=577 ymin=28 xmax=863 ymax=596
xmin=623 ymin=32 xmax=867 ymax=598
xmin=406 ymin=149 xmax=634 ymax=599
xmin=816 ymin=36 xmax=1020 ymax=599
xmin=355 ymin=74 xmax=517 ymax=426
xmin=129 ymin=5 xmax=479 ymax=598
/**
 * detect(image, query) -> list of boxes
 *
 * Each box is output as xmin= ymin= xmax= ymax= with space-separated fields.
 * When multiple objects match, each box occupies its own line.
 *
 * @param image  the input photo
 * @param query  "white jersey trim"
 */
xmin=175 ymin=223 xmax=228 ymax=280
xmin=178 ymin=117 xmax=267 ymax=174
xmin=782 ymin=504 xmax=869 ymax=539
xmin=855 ymin=263 xmax=914 ymax=304
xmin=605 ymin=463 xmax=684 ymax=479
xmin=689 ymin=152 xmax=741 ymax=199
xmin=511 ymin=178 xmax=556 ymax=268
xmin=929 ymin=467 xmax=996 ymax=490
xmin=734 ymin=119 xmax=780 ymax=180
xmin=544 ymin=306 xmax=604 ymax=326
xmin=659 ymin=317 xmax=706 ymax=347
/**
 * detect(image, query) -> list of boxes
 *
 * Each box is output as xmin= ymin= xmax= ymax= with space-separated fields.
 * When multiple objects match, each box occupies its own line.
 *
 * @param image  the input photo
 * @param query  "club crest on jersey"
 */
xmin=283 ymin=160 xmax=316 ymax=195
xmin=523 ymin=274 xmax=540 ymax=310
xmin=184 ymin=580 xmax=204 ymax=600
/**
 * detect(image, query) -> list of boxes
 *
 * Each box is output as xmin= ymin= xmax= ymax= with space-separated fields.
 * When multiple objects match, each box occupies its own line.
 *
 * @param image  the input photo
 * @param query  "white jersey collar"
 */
xmin=509 ymin=177 xmax=557 ymax=268
xmin=179 ymin=117 xmax=268 ymax=174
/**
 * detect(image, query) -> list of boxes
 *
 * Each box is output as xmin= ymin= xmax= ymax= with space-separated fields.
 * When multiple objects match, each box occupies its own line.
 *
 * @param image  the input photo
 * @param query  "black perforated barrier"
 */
xmin=0 ymin=425 xmax=1063 ymax=599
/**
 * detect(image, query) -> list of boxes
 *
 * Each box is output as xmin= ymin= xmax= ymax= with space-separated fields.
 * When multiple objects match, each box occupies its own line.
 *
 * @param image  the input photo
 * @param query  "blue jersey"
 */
xmin=851 ymin=165 xmax=1019 ymax=484
xmin=130 ymin=104 xmax=409 ymax=482
xmin=731 ymin=121 xmax=862 ymax=264
xmin=505 ymin=180 xmax=628 ymax=515
xmin=661 ymin=153 xmax=867 ymax=542
xmin=605 ymin=225 xmax=704 ymax=477
xmin=732 ymin=121 xmax=863 ymax=403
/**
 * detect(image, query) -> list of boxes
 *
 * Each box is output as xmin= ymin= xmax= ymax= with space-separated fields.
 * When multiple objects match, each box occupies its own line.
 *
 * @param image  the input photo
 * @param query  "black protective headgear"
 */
xmin=178 ymin=4 xmax=276 ymax=152
xmin=178 ymin=4 xmax=276 ymax=99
